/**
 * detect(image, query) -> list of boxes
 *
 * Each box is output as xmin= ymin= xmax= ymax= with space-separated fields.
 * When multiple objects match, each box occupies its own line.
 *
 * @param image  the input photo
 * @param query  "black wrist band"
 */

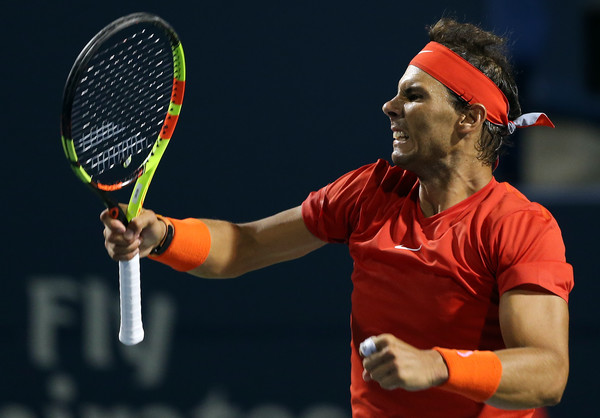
xmin=151 ymin=223 xmax=174 ymax=255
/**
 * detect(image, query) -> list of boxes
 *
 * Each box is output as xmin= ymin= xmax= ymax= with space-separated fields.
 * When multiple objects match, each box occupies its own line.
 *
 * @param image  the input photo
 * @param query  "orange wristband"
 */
xmin=148 ymin=217 xmax=211 ymax=272
xmin=433 ymin=347 xmax=502 ymax=403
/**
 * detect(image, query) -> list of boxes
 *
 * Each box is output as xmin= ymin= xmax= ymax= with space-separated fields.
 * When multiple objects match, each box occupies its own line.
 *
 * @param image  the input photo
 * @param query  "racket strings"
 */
xmin=71 ymin=25 xmax=174 ymax=185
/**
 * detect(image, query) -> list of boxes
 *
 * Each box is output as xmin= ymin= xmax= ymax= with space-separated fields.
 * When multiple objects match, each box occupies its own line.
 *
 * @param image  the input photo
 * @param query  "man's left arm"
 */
xmin=362 ymin=287 xmax=570 ymax=409
xmin=486 ymin=287 xmax=570 ymax=409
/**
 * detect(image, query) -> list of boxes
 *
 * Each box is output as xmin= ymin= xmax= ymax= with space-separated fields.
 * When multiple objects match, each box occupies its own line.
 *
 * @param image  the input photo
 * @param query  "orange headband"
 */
xmin=410 ymin=42 xmax=554 ymax=133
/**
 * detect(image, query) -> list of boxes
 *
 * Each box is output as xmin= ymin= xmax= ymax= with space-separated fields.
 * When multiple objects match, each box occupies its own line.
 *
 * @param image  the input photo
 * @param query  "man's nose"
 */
xmin=382 ymin=96 xmax=402 ymax=118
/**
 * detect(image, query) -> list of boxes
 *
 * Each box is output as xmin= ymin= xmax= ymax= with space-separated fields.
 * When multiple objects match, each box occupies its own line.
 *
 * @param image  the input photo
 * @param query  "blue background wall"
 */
xmin=1 ymin=1 xmax=598 ymax=416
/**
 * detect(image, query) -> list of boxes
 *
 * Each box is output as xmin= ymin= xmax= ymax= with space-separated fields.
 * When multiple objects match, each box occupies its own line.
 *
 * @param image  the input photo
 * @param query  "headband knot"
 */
xmin=410 ymin=42 xmax=554 ymax=133
xmin=508 ymin=113 xmax=555 ymax=134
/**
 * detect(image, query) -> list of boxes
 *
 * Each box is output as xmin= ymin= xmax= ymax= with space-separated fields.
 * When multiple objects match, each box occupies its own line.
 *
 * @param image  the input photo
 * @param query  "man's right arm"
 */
xmin=101 ymin=205 xmax=326 ymax=279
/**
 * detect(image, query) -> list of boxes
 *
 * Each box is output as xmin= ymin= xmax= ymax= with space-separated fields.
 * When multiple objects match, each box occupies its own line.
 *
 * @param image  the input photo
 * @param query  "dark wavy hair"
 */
xmin=427 ymin=18 xmax=521 ymax=166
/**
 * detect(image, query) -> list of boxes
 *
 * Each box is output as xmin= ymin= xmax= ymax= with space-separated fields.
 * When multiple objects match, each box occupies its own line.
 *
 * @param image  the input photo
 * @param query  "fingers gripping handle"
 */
xmin=118 ymin=254 xmax=144 ymax=345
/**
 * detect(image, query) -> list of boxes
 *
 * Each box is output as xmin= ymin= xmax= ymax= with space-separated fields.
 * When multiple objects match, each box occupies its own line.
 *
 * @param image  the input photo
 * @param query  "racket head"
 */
xmin=60 ymin=12 xmax=185 ymax=216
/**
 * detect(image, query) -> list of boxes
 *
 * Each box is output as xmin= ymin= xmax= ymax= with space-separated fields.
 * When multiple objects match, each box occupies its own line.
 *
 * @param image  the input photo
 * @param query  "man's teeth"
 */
xmin=393 ymin=131 xmax=409 ymax=139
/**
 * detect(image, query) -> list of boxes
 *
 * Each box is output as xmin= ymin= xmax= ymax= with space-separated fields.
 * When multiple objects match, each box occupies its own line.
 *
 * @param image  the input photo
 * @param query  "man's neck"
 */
xmin=417 ymin=164 xmax=493 ymax=218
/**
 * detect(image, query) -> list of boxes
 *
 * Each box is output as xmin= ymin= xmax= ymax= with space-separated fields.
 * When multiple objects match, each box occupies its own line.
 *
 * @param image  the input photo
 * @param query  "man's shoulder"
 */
xmin=485 ymin=180 xmax=554 ymax=223
xmin=350 ymin=159 xmax=418 ymax=195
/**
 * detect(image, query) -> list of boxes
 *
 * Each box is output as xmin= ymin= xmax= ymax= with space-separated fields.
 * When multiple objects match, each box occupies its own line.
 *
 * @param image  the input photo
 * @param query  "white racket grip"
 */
xmin=118 ymin=254 xmax=144 ymax=345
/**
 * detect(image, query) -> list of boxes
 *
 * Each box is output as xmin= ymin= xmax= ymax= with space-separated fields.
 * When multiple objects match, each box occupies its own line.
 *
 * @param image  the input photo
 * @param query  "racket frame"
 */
xmin=60 ymin=12 xmax=186 ymax=223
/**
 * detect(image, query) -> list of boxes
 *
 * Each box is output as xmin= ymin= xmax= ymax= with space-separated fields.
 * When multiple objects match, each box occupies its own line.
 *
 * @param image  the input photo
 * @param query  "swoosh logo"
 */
xmin=457 ymin=350 xmax=474 ymax=358
xmin=394 ymin=244 xmax=422 ymax=252
xmin=417 ymin=50 xmax=433 ymax=54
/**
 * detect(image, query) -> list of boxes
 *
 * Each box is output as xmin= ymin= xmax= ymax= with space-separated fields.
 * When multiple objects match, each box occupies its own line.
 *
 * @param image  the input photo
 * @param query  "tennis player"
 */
xmin=102 ymin=18 xmax=573 ymax=417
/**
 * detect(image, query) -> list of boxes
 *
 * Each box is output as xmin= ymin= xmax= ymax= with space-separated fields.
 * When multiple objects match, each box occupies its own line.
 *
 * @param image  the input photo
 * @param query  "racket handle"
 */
xmin=118 ymin=254 xmax=144 ymax=345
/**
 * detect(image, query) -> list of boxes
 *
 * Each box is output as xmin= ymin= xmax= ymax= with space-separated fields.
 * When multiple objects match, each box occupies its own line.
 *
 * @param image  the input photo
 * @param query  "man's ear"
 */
xmin=457 ymin=103 xmax=487 ymax=135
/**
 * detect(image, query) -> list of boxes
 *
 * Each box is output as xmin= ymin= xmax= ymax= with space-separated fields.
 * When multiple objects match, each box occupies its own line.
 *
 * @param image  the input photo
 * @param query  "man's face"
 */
xmin=382 ymin=65 xmax=462 ymax=174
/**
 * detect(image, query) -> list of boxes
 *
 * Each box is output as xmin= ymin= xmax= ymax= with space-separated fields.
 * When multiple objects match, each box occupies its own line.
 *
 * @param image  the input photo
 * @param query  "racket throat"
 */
xmin=95 ymin=189 xmax=129 ymax=225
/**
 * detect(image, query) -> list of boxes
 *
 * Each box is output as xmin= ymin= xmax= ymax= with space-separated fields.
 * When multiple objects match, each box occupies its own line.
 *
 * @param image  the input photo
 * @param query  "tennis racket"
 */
xmin=60 ymin=12 xmax=186 ymax=345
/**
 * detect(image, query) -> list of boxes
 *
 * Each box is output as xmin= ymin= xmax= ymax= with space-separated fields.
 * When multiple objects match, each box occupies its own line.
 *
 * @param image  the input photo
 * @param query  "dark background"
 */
xmin=1 ymin=1 xmax=599 ymax=417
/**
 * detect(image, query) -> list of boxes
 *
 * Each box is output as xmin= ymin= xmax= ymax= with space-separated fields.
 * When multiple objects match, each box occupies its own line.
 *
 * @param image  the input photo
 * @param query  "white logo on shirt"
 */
xmin=394 ymin=244 xmax=422 ymax=252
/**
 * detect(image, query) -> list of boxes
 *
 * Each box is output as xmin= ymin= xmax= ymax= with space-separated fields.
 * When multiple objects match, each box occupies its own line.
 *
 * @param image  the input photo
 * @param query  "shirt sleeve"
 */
xmin=494 ymin=205 xmax=574 ymax=302
xmin=301 ymin=163 xmax=377 ymax=244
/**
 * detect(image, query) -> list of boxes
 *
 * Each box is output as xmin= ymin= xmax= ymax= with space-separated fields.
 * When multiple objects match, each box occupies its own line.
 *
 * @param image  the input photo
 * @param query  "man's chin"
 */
xmin=391 ymin=153 xmax=422 ymax=176
xmin=391 ymin=152 xmax=410 ymax=168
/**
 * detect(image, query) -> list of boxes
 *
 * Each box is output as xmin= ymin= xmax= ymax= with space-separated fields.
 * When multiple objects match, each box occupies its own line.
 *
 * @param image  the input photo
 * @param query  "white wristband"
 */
xmin=359 ymin=337 xmax=377 ymax=357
